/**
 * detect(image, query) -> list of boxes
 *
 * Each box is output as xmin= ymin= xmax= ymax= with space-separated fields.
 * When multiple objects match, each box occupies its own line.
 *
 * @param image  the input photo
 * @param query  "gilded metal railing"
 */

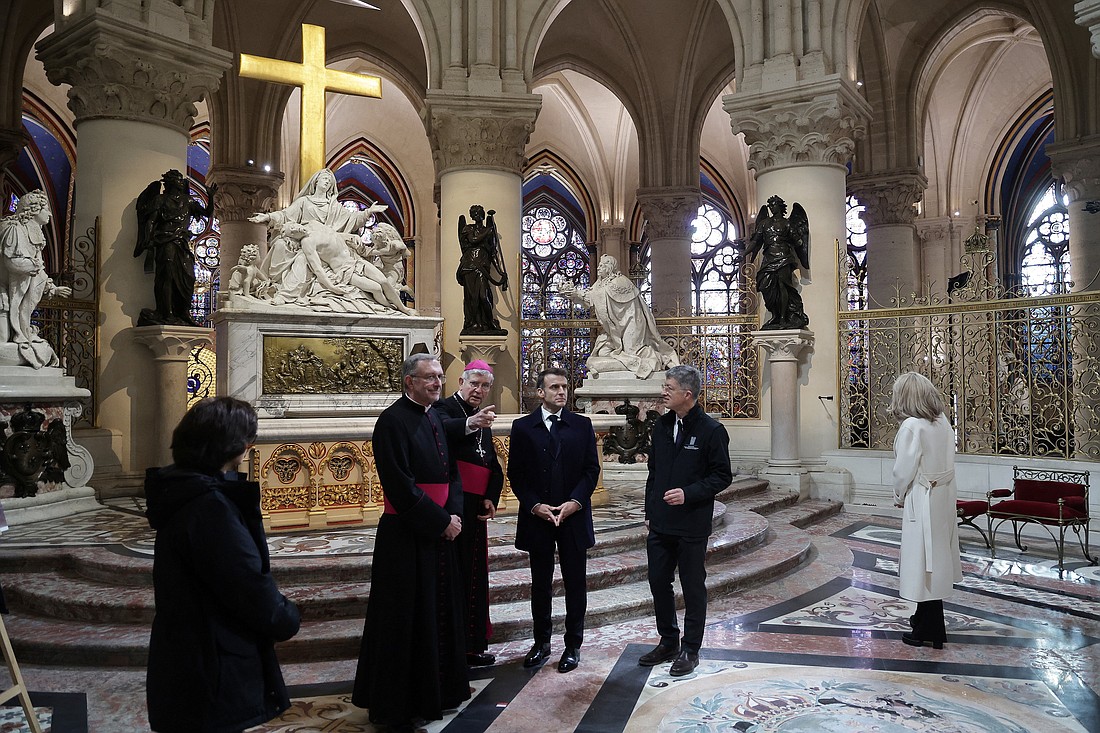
xmin=838 ymin=231 xmax=1100 ymax=459
xmin=30 ymin=219 xmax=98 ymax=427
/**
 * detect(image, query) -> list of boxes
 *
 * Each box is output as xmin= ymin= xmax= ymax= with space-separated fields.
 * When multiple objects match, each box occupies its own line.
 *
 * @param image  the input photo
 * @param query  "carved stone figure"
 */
xmin=560 ymin=255 xmax=679 ymax=378
xmin=0 ymin=190 xmax=72 ymax=368
xmin=134 ymin=170 xmax=215 ymax=327
xmin=457 ymin=205 xmax=508 ymax=335
xmin=745 ymin=195 xmax=811 ymax=330
xmin=245 ymin=168 xmax=415 ymax=315
xmin=0 ymin=406 xmax=70 ymax=498
xmin=228 ymin=244 xmax=272 ymax=298
xmin=603 ymin=401 xmax=660 ymax=464
xmin=366 ymin=223 xmax=413 ymax=300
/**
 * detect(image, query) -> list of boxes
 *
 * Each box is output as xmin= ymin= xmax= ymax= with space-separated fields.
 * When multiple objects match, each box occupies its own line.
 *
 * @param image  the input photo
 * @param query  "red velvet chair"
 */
xmin=987 ymin=466 xmax=1096 ymax=570
xmin=956 ymin=499 xmax=991 ymax=548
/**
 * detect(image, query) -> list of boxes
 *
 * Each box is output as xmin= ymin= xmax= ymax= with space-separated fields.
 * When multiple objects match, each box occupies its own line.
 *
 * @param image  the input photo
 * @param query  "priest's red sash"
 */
xmin=457 ymin=460 xmax=491 ymax=497
xmin=383 ymin=483 xmax=449 ymax=514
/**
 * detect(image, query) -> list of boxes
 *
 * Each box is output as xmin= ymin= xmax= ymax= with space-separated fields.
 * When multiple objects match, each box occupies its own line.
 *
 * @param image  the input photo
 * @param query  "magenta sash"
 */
xmin=383 ymin=482 xmax=449 ymax=514
xmin=457 ymin=460 xmax=491 ymax=496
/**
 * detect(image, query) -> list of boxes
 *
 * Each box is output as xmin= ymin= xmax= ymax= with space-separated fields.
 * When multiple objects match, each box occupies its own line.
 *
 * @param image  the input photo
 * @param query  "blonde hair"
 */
xmin=888 ymin=371 xmax=946 ymax=423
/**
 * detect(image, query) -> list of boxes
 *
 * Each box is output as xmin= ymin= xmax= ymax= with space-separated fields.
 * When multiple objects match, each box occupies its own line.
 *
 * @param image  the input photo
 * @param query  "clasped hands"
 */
xmin=533 ymin=500 xmax=580 ymax=526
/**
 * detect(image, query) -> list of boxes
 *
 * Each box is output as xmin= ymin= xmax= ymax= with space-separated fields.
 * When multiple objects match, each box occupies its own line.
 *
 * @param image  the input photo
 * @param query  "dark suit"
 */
xmin=645 ymin=403 xmax=732 ymax=652
xmin=507 ymin=407 xmax=600 ymax=648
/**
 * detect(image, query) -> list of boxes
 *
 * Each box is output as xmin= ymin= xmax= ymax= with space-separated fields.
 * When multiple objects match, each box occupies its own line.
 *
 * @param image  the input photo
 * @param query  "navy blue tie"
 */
xmin=548 ymin=414 xmax=561 ymax=456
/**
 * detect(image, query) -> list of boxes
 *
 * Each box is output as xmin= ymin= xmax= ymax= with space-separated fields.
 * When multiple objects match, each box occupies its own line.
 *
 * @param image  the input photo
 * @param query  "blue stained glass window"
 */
xmin=1020 ymin=181 xmax=1070 ymax=296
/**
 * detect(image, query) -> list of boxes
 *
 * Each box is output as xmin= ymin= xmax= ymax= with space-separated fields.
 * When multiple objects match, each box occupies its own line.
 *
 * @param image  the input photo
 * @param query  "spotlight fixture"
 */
xmin=246 ymin=159 xmax=255 ymax=167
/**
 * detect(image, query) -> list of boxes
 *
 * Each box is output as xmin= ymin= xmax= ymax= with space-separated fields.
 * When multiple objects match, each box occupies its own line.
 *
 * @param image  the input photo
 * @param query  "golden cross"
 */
xmin=239 ymin=24 xmax=382 ymax=189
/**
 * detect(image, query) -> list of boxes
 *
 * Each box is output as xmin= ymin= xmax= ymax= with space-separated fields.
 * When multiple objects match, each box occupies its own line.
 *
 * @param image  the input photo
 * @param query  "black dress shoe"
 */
xmin=668 ymin=649 xmax=699 ymax=677
xmin=557 ymin=646 xmax=580 ymax=673
xmin=523 ymin=642 xmax=552 ymax=668
xmin=902 ymin=633 xmax=944 ymax=650
xmin=909 ymin=614 xmax=917 ymax=628
xmin=638 ymin=642 xmax=681 ymax=666
xmin=467 ymin=651 xmax=496 ymax=667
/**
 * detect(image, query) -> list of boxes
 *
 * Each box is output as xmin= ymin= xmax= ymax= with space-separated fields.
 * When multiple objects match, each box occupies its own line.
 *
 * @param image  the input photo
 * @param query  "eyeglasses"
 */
xmin=466 ymin=381 xmax=491 ymax=391
xmin=412 ymin=373 xmax=446 ymax=383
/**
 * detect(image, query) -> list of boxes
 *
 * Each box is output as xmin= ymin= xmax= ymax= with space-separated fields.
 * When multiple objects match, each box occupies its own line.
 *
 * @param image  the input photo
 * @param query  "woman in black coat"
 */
xmin=145 ymin=397 xmax=300 ymax=733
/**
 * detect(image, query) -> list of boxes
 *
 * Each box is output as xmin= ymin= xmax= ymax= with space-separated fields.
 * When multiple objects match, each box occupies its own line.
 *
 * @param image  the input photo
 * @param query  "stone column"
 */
xmin=424 ymin=91 xmax=541 ymax=413
xmin=133 ymin=326 xmax=215 ymax=468
xmin=636 ymin=188 xmax=699 ymax=316
xmin=1049 ymin=139 xmax=1100 ymax=459
xmin=1076 ymin=0 xmax=1100 ymax=58
xmin=915 ymin=217 xmax=954 ymax=300
xmin=848 ymin=170 xmax=926 ymax=307
xmin=0 ymin=127 xmax=26 ymax=172
xmin=725 ymin=77 xmax=871 ymax=465
xmin=752 ymin=329 xmax=814 ymax=497
xmin=1049 ymin=140 xmax=1100 ymax=292
xmin=37 ymin=2 xmax=231 ymax=484
xmin=207 ymin=165 xmax=284 ymax=289
xmin=597 ymin=225 xmax=628 ymax=270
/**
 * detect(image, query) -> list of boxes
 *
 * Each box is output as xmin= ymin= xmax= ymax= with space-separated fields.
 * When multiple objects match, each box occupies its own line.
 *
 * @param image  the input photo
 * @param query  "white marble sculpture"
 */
xmin=227 ymin=243 xmax=273 ymax=299
xmin=243 ymin=168 xmax=416 ymax=315
xmin=560 ymin=254 xmax=678 ymax=378
xmin=0 ymin=190 xmax=72 ymax=369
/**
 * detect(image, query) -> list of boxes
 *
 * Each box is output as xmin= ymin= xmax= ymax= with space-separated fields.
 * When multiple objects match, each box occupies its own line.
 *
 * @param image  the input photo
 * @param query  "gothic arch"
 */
xmin=524 ymin=149 xmax=597 ymax=241
xmin=327 ymin=136 xmax=417 ymax=237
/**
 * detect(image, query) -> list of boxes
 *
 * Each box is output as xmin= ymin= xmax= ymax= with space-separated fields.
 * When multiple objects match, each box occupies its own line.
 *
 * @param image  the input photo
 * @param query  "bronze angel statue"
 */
xmin=745 ymin=195 xmax=810 ymax=330
xmin=134 ymin=169 xmax=216 ymax=327
xmin=456 ymin=204 xmax=509 ymax=335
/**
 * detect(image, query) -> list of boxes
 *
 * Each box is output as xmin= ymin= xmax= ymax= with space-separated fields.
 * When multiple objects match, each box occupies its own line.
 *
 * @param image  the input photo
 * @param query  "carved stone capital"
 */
xmin=1048 ymin=138 xmax=1100 ymax=202
xmin=848 ymin=170 xmax=927 ymax=226
xmin=132 ymin=325 xmax=213 ymax=361
xmin=915 ymin=217 xmax=952 ymax=245
xmin=636 ymin=187 xmax=700 ymax=240
xmin=36 ymin=11 xmax=231 ymax=133
xmin=207 ymin=165 xmax=285 ymax=222
xmin=724 ymin=77 xmax=871 ymax=174
xmin=0 ymin=127 xmax=28 ymax=172
xmin=751 ymin=329 xmax=815 ymax=362
xmin=424 ymin=92 xmax=542 ymax=175
xmin=1076 ymin=0 xmax=1100 ymax=58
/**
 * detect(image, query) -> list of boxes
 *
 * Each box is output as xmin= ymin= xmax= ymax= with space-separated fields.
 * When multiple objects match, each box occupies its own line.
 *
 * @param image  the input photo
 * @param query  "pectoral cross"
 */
xmin=239 ymin=24 xmax=382 ymax=189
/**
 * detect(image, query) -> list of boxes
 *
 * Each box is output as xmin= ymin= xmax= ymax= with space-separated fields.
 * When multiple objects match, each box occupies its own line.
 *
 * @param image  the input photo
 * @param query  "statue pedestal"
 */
xmin=0 ymin=366 xmax=98 ymax=525
xmin=133 ymin=325 xmax=214 ymax=468
xmin=456 ymin=334 xmax=508 ymax=370
xmin=574 ymin=370 xmax=663 ymax=479
xmin=753 ymin=329 xmax=814 ymax=498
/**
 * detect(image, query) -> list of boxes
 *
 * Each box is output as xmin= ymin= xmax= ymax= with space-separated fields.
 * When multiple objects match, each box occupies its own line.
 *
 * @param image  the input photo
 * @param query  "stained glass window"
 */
xmin=187 ymin=183 xmax=220 ymax=327
xmin=690 ymin=199 xmax=745 ymax=315
xmin=845 ymin=195 xmax=868 ymax=310
xmin=1020 ymin=181 xmax=1070 ymax=297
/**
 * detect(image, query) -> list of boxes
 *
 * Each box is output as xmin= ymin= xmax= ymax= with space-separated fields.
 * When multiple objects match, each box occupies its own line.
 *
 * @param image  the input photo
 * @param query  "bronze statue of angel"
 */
xmin=745 ymin=195 xmax=810 ymax=330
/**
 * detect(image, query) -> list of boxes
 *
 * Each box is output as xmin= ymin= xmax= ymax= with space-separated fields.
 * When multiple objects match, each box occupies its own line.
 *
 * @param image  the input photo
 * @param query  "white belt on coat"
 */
xmin=914 ymin=469 xmax=954 ymax=566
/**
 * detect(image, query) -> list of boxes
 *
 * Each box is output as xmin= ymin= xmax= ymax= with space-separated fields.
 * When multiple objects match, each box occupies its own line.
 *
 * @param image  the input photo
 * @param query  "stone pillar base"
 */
xmin=759 ymin=469 xmax=811 ymax=500
xmin=753 ymin=329 xmax=814 ymax=470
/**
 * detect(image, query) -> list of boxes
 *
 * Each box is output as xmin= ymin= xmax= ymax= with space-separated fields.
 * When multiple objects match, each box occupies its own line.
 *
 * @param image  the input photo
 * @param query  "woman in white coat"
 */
xmin=890 ymin=372 xmax=962 ymax=649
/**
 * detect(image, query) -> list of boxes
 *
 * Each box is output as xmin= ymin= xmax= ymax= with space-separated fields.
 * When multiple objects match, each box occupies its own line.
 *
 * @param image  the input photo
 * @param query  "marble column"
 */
xmin=207 ymin=165 xmax=284 ymax=290
xmin=133 ymin=326 xmax=215 ymax=468
xmin=725 ymin=77 xmax=871 ymax=465
xmin=424 ymin=91 xmax=541 ymax=412
xmin=752 ymin=329 xmax=814 ymax=496
xmin=37 ymin=3 xmax=231 ymax=483
xmin=848 ymin=170 xmax=926 ymax=307
xmin=636 ymin=188 xmax=699 ymax=316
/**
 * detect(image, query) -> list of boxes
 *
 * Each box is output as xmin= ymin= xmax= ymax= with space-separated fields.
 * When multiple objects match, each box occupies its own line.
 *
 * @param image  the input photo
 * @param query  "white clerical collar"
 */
xmin=405 ymin=393 xmax=431 ymax=411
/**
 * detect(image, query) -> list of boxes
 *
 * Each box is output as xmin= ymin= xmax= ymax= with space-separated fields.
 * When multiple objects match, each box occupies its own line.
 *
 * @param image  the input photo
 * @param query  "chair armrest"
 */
xmin=1062 ymin=496 xmax=1086 ymax=510
xmin=988 ymin=488 xmax=1012 ymax=499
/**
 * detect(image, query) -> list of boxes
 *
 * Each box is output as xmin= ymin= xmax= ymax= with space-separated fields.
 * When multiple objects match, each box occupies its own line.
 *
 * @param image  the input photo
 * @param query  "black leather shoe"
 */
xmin=467 ymin=651 xmax=496 ymax=667
xmin=668 ymin=649 xmax=699 ymax=677
xmin=557 ymin=646 xmax=580 ymax=673
xmin=908 ymin=614 xmax=917 ymax=628
xmin=902 ymin=633 xmax=944 ymax=650
xmin=638 ymin=642 xmax=681 ymax=666
xmin=523 ymin=642 xmax=552 ymax=668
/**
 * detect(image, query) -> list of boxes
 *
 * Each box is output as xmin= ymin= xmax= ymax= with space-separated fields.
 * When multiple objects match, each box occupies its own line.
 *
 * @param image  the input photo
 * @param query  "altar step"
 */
xmin=0 ymin=479 xmax=841 ymax=666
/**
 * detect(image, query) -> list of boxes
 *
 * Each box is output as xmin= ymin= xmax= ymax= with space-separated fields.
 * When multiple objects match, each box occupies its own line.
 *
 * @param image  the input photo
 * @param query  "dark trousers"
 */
xmin=529 ymin=537 xmax=587 ymax=649
xmin=911 ymin=599 xmax=946 ymax=642
xmin=647 ymin=531 xmax=708 ymax=652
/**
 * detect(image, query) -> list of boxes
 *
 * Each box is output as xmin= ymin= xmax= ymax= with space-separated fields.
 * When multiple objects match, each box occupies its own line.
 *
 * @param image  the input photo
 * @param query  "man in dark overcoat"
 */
xmin=639 ymin=365 xmax=732 ymax=676
xmin=507 ymin=367 xmax=600 ymax=673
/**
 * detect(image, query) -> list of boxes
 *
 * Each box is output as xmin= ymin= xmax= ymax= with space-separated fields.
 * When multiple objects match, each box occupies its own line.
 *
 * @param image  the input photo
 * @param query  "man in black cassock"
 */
xmin=435 ymin=359 xmax=503 ymax=667
xmin=352 ymin=354 xmax=470 ymax=732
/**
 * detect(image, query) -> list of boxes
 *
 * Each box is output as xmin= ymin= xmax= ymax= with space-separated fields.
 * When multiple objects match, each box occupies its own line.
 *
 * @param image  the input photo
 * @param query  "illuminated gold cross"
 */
xmin=239 ymin=24 xmax=382 ymax=189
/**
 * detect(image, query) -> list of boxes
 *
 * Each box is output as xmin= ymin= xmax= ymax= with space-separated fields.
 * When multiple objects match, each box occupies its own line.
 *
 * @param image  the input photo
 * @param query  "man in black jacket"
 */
xmin=639 ymin=365 xmax=732 ymax=676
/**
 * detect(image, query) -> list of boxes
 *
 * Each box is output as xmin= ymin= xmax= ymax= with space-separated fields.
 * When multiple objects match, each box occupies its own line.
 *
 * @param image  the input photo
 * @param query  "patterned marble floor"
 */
xmin=1 ymin=506 xmax=1098 ymax=732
